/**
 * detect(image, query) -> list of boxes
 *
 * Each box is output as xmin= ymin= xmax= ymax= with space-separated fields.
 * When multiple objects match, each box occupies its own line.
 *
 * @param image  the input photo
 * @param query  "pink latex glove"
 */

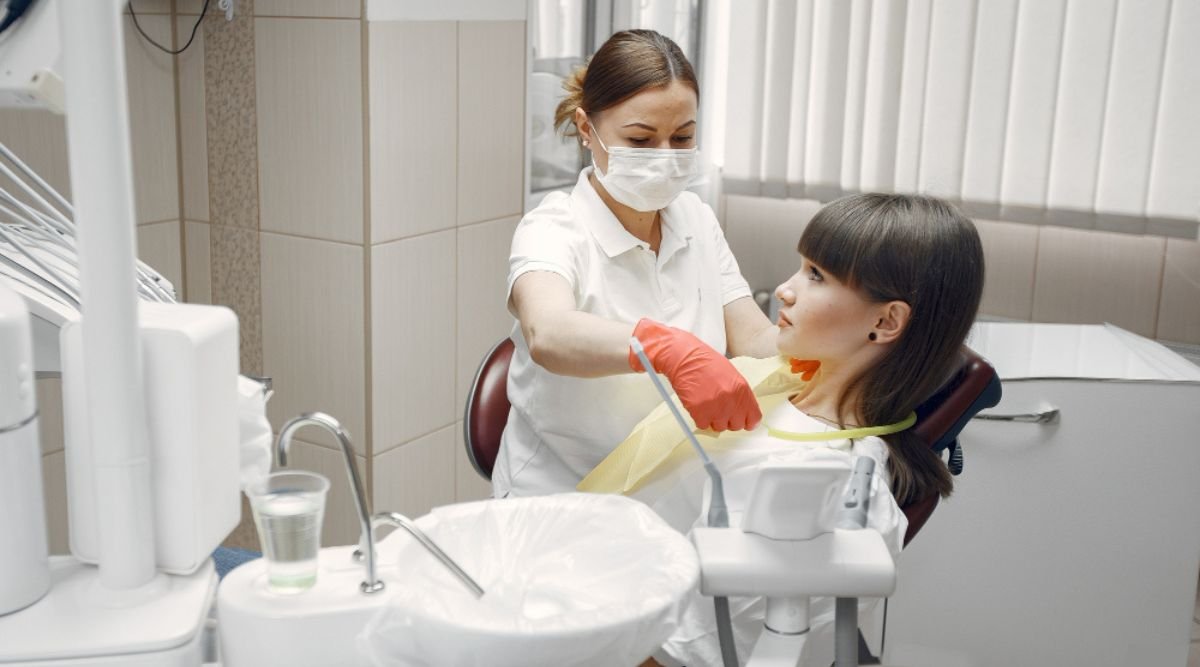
xmin=628 ymin=318 xmax=762 ymax=432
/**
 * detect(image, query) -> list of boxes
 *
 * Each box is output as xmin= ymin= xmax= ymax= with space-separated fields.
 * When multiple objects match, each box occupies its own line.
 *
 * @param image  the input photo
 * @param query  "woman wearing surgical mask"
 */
xmin=494 ymin=30 xmax=778 ymax=498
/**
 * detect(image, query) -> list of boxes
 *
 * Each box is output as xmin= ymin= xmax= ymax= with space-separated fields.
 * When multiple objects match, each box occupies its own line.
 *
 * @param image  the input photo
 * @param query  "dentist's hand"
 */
xmin=628 ymin=318 xmax=762 ymax=432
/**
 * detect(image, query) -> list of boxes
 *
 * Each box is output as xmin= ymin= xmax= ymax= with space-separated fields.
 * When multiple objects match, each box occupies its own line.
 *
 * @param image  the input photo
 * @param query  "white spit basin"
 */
xmin=219 ymin=493 xmax=699 ymax=666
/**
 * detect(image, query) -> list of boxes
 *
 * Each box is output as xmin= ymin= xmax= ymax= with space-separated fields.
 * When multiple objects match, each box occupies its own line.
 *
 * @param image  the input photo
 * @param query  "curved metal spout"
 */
xmin=367 ymin=511 xmax=485 ymax=598
xmin=275 ymin=412 xmax=384 ymax=594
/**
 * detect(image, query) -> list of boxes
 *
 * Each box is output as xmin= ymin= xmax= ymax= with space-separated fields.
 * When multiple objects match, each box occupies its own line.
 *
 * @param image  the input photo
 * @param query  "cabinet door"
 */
xmin=884 ymin=380 xmax=1200 ymax=667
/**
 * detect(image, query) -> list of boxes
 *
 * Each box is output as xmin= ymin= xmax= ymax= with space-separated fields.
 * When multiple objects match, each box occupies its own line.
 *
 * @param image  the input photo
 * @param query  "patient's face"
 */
xmin=774 ymin=257 xmax=879 ymax=362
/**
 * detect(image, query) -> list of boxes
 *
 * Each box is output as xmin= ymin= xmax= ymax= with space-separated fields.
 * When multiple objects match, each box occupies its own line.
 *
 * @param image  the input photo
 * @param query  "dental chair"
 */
xmin=463 ymin=337 xmax=1001 ymax=663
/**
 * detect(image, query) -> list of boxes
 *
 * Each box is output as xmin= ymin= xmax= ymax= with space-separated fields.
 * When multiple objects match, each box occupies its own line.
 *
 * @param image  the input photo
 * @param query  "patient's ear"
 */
xmin=871 ymin=301 xmax=911 ymax=344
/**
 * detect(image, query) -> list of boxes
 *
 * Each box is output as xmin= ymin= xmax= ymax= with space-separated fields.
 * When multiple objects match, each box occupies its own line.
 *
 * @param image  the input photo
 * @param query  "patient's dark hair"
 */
xmin=798 ymin=193 xmax=984 ymax=505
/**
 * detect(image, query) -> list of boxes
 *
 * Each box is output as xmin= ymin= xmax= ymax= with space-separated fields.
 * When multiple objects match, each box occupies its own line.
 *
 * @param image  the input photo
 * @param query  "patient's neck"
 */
xmin=789 ymin=363 xmax=865 ymax=427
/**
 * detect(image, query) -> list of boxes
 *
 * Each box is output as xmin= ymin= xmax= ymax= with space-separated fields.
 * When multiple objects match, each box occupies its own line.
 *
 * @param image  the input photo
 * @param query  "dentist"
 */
xmin=493 ymin=30 xmax=778 ymax=498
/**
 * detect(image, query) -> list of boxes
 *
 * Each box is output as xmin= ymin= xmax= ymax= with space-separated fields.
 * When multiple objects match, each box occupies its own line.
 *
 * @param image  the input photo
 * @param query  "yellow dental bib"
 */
xmin=577 ymin=356 xmax=915 ymax=495
xmin=577 ymin=356 xmax=798 ymax=494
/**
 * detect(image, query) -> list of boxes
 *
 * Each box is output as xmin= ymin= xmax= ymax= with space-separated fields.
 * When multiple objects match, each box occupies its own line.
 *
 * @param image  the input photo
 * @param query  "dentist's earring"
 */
xmin=582 ymin=138 xmax=590 ymax=147
xmin=868 ymin=332 xmax=877 ymax=341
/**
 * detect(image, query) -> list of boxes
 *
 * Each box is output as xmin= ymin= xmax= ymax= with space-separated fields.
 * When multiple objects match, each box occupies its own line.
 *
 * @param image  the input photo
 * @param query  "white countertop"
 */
xmin=967 ymin=322 xmax=1200 ymax=382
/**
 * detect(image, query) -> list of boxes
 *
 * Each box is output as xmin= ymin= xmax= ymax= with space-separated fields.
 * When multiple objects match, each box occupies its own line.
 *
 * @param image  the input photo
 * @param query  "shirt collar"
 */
xmin=572 ymin=166 xmax=694 ymax=259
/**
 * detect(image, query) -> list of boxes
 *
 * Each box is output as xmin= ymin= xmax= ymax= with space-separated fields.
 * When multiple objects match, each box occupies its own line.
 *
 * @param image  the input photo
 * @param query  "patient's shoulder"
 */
xmin=852 ymin=436 xmax=890 ymax=469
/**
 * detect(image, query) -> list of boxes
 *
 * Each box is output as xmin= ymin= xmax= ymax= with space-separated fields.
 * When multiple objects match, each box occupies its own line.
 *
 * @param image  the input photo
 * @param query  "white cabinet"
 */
xmin=884 ymin=323 xmax=1200 ymax=667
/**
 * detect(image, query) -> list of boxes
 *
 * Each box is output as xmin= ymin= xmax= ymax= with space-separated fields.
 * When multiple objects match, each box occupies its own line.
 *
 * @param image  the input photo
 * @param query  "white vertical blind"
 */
xmin=1046 ymin=0 xmax=1118 ymax=213
xmin=838 ymin=0 xmax=873 ymax=193
xmin=711 ymin=0 xmax=1200 ymax=225
xmin=804 ymin=0 xmax=853 ymax=196
xmin=1147 ymin=0 xmax=1200 ymax=219
xmin=761 ymin=0 xmax=800 ymax=197
xmin=721 ymin=0 xmax=768 ymax=194
xmin=918 ymin=0 xmax=977 ymax=199
xmin=858 ymin=0 xmax=907 ymax=193
xmin=1095 ymin=0 xmax=1172 ymax=216
xmin=784 ymin=0 xmax=816 ymax=194
xmin=892 ymin=0 xmax=932 ymax=193
xmin=960 ymin=0 xmax=1019 ymax=205
xmin=1000 ymin=0 xmax=1067 ymax=210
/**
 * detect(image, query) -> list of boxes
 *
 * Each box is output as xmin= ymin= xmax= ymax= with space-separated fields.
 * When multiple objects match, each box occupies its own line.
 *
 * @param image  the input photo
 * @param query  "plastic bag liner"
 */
xmin=358 ymin=493 xmax=700 ymax=667
xmin=236 ymin=374 xmax=272 ymax=491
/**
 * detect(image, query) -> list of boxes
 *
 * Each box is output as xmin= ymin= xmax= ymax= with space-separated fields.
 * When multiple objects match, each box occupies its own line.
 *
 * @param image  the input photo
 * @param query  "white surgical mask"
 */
xmin=589 ymin=125 xmax=699 ymax=212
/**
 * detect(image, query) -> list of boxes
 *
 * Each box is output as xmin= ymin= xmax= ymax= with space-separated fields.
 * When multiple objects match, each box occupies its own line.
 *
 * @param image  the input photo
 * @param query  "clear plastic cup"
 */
xmin=247 ymin=471 xmax=329 ymax=594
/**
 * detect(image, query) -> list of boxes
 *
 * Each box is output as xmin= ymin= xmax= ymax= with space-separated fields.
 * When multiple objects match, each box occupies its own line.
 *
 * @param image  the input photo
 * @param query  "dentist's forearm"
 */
xmin=735 ymin=323 xmax=779 ymax=358
xmin=723 ymin=296 xmax=780 ymax=358
xmin=523 ymin=310 xmax=636 ymax=378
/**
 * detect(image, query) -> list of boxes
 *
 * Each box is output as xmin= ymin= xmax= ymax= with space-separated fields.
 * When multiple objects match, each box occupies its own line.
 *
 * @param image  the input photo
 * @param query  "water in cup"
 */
xmin=254 ymin=493 xmax=321 ymax=592
xmin=248 ymin=471 xmax=329 ymax=595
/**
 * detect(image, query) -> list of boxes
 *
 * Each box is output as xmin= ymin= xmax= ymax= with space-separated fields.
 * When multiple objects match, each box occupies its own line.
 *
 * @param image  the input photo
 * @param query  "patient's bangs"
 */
xmin=797 ymin=206 xmax=867 ymax=289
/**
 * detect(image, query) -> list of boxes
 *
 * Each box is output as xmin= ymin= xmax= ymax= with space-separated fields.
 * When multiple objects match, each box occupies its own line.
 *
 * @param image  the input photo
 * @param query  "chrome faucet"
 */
xmin=275 ymin=412 xmax=384 ymax=594
xmin=370 ymin=511 xmax=485 ymax=598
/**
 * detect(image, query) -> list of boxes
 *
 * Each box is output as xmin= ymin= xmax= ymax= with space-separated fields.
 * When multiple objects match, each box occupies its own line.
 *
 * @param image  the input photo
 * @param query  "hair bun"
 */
xmin=554 ymin=63 xmax=589 ymax=138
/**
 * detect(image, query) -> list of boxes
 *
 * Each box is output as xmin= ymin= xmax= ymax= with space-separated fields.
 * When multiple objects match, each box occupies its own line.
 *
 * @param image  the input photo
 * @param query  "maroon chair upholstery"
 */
xmin=462 ymin=338 xmax=1000 ymax=546
xmin=462 ymin=337 xmax=515 ymax=479
xmin=903 ymin=347 xmax=1001 ymax=545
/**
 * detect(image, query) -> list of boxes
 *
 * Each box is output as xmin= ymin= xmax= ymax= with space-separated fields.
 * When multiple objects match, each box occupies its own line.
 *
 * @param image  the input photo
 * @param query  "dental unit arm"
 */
xmin=691 ymin=457 xmax=895 ymax=667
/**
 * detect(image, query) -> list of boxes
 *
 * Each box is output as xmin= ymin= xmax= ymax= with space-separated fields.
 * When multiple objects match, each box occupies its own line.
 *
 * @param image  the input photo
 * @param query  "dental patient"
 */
xmin=579 ymin=193 xmax=985 ymax=667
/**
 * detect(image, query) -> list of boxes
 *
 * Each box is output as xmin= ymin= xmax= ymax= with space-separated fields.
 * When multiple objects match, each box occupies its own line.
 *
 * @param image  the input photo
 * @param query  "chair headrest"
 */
xmin=913 ymin=347 xmax=1003 ymax=454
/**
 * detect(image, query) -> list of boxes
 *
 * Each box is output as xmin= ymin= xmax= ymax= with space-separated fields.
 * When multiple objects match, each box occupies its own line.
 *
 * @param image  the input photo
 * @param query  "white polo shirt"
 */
xmin=493 ymin=167 xmax=753 ymax=497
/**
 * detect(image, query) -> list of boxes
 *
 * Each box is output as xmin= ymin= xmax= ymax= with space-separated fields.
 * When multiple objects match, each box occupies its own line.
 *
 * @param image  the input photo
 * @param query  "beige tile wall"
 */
xmin=975 ymin=219 xmax=1039 ymax=321
xmin=260 ymin=232 xmax=366 ymax=453
xmin=40 ymin=451 xmax=68 ymax=556
xmin=0 ymin=111 xmax=70 ymax=205
xmin=370 ymin=230 xmax=457 ymax=454
xmin=1032 ymin=227 xmax=1166 ymax=338
xmin=177 ymin=14 xmax=213 ymax=311
xmin=367 ymin=19 xmax=525 ymax=516
xmin=723 ymin=195 xmax=822 ymax=292
xmin=256 ymin=0 xmax=361 ymax=18
xmin=723 ymin=194 xmax=1200 ymax=345
xmin=254 ymin=17 xmax=363 ymax=243
xmin=367 ymin=21 xmax=458 ymax=243
xmin=177 ymin=15 xmax=209 ymax=223
xmin=1157 ymin=239 xmax=1200 ymax=345
xmin=372 ymin=425 xmax=457 ymax=519
xmin=455 ymin=216 xmax=520 ymax=414
xmin=137 ymin=221 xmax=185 ymax=294
xmin=457 ymin=22 xmax=526 ymax=226
xmin=36 ymin=380 xmax=67 ymax=555
xmin=124 ymin=14 xmax=180 ymax=225
xmin=177 ymin=0 xmax=361 ymax=18
xmin=184 ymin=221 xmax=213 ymax=303
xmin=180 ymin=7 xmax=526 ymax=544
xmin=284 ymin=438 xmax=368 ymax=547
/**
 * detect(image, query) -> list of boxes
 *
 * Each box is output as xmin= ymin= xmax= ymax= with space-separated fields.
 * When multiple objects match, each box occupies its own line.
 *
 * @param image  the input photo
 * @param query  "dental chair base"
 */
xmin=0 ymin=557 xmax=216 ymax=666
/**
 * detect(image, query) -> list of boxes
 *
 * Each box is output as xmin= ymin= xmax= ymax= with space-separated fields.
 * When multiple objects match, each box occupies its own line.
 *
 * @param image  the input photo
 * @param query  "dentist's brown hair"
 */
xmin=554 ymin=30 xmax=699 ymax=141
xmin=798 ymin=193 xmax=985 ymax=504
